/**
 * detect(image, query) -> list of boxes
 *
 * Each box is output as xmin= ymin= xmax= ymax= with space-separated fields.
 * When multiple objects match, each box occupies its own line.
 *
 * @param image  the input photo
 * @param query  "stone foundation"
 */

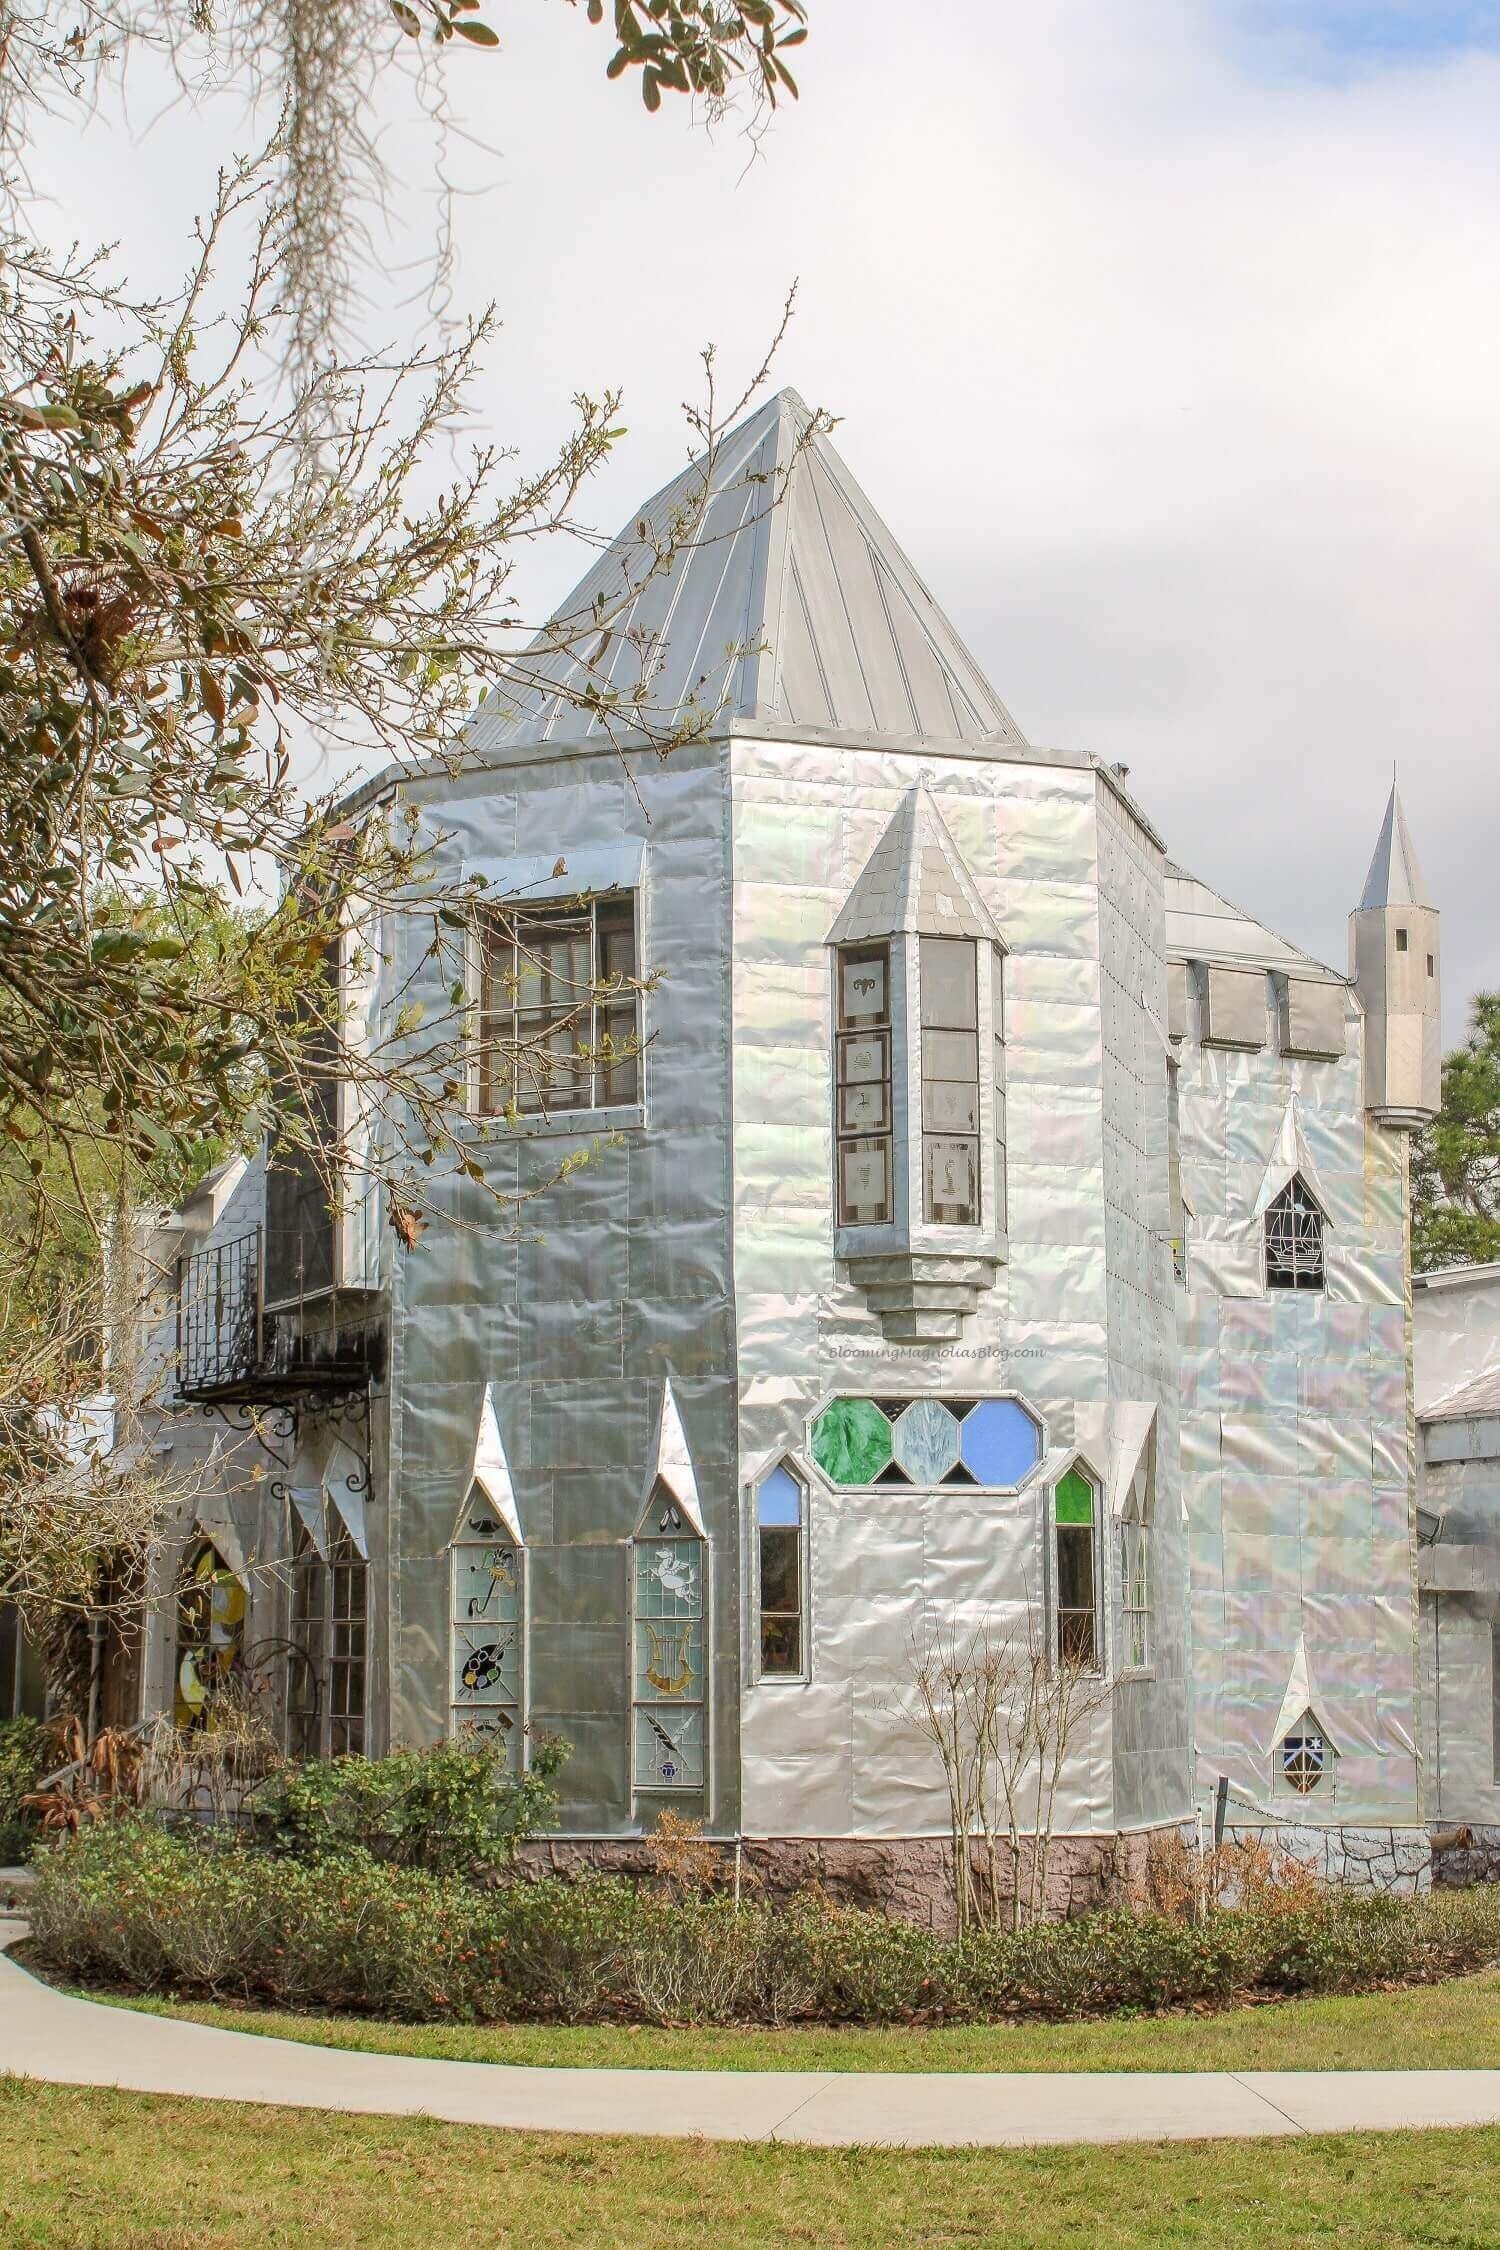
xmin=516 ymin=1829 xmax=1166 ymax=1935
xmin=1218 ymin=1822 xmax=1432 ymax=1895
xmin=1431 ymin=1824 xmax=1500 ymax=1888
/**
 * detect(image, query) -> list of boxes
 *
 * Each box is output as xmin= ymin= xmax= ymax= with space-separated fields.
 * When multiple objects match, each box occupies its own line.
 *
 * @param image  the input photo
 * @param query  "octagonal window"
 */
xmin=958 ymin=1398 xmax=1041 ymax=1487
xmin=893 ymin=1399 xmax=960 ymax=1485
xmin=810 ymin=1398 xmax=893 ymax=1486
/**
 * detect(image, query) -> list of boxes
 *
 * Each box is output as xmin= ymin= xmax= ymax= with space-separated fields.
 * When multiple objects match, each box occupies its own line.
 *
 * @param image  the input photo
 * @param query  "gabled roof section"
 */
xmin=828 ymin=786 xmax=1005 ymax=947
xmin=638 ymin=1379 xmax=704 ymax=1536
xmin=1359 ymin=782 xmax=1431 ymax=910
xmin=1165 ymin=863 xmax=1344 ymax=982
xmin=469 ymin=389 xmax=1025 ymax=755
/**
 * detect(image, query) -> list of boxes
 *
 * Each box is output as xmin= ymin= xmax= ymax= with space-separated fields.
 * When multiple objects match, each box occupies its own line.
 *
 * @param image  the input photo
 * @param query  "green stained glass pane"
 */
xmin=1056 ymin=1468 xmax=1096 ymax=1525
xmin=810 ymin=1397 xmax=893 ymax=1485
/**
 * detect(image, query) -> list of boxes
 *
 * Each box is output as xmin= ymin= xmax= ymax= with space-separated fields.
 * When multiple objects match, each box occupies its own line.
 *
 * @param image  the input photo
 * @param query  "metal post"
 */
xmin=1213 ymin=1772 xmax=1230 ymax=1849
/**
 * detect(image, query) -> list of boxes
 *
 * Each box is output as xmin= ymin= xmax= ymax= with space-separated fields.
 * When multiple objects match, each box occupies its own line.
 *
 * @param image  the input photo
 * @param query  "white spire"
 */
xmin=1359 ymin=781 xmax=1430 ymax=911
xmin=465 ymin=1385 xmax=523 ymax=1544
xmin=640 ymin=1378 xmax=704 ymax=1535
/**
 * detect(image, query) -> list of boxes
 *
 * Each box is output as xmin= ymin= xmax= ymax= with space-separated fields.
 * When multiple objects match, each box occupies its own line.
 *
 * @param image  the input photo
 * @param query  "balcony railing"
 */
xmin=176 ymin=1224 xmax=384 ymax=1404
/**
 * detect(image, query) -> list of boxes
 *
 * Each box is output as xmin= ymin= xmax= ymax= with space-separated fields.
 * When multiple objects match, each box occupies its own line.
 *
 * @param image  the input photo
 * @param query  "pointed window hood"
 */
xmin=468 ymin=390 xmax=1026 ymax=756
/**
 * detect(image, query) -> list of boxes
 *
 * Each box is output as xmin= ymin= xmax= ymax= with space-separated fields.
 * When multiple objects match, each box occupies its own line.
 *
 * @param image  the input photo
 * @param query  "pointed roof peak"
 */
xmin=828 ymin=784 xmax=1004 ymax=948
xmin=470 ymin=390 xmax=1025 ymax=756
xmin=1359 ymin=782 xmax=1431 ymax=911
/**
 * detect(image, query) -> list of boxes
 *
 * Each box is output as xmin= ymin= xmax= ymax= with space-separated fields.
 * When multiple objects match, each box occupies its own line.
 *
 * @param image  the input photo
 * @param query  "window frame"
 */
xmin=474 ymin=892 xmax=641 ymax=1120
xmin=1276 ymin=1710 xmax=1335 ymax=1798
xmin=834 ymin=941 xmax=896 ymax=1226
xmin=1052 ymin=1465 xmax=1102 ymax=1675
xmin=1119 ymin=1516 xmax=1152 ymax=1676
xmin=753 ymin=1461 xmax=809 ymax=1686
xmin=285 ymin=1525 xmax=326 ymax=1761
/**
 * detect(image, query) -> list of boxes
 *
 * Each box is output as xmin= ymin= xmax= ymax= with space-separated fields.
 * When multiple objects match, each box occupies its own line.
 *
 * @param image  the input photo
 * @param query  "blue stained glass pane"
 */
xmin=959 ymin=1398 xmax=1041 ymax=1487
xmin=757 ymin=1464 xmax=803 ymax=1527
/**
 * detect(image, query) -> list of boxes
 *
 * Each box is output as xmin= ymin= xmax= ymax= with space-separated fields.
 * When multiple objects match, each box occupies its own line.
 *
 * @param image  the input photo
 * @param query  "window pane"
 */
xmin=596 ymin=898 xmax=637 ymax=982
xmin=759 ymin=1525 xmax=800 ymax=1615
xmin=840 ymin=1080 xmax=888 ymax=1133
xmin=760 ymin=1614 xmax=801 ymax=1676
xmin=599 ymin=1000 xmax=639 ymax=1105
xmin=922 ymin=1029 xmax=978 ymax=1084
xmin=1056 ymin=1522 xmax=1094 ymax=1613
xmin=840 ymin=1137 xmax=892 ymax=1225
xmin=515 ymin=913 xmax=589 ymax=1008
xmin=924 ymin=1136 xmax=978 ymax=1225
xmin=757 ymin=1466 xmax=802 ymax=1528
xmin=1056 ymin=1469 xmax=1096 ymax=1525
xmin=839 ymin=1032 xmax=888 ymax=1086
xmin=923 ymin=1078 xmax=978 ymax=1133
xmin=839 ymin=948 xmax=889 ymax=1027
xmin=515 ymin=1011 xmax=587 ymax=1111
xmin=1059 ymin=1608 xmax=1096 ymax=1668
xmin=920 ymin=938 xmax=976 ymax=1029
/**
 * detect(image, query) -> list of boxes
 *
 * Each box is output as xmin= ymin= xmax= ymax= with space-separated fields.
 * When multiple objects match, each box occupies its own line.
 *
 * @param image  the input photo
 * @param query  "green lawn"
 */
xmin=2 ymin=2080 xmax=1498 ymax=2247
xmin=81 ymin=1966 xmax=1500 ymax=2074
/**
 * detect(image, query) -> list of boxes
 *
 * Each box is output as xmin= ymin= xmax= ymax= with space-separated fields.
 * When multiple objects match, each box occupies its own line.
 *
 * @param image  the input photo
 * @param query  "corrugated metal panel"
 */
xmin=467 ymin=390 xmax=1025 ymax=755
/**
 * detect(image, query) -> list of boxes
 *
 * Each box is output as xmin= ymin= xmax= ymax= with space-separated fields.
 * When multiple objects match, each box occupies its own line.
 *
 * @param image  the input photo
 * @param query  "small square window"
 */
xmin=1395 ymin=928 xmax=1408 ymax=953
xmin=1427 ymin=954 xmax=1435 ymax=978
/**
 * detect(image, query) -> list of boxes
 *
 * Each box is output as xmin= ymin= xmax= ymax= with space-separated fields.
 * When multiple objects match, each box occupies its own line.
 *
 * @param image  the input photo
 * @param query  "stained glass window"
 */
xmin=1281 ymin=1727 xmax=1328 ymax=1794
xmin=1055 ymin=1468 xmax=1099 ymax=1670
xmin=836 ymin=943 xmax=894 ymax=1224
xmin=1265 ymin=1175 xmax=1325 ymax=1291
xmin=757 ymin=1464 xmax=805 ymax=1680
xmin=632 ymin=1487 xmax=705 ymax=1791
xmin=449 ymin=1489 xmax=524 ymax=1769
xmin=808 ymin=1395 xmax=1043 ymax=1490
xmin=477 ymin=896 xmax=639 ymax=1114
xmin=174 ymin=1540 xmax=246 ymax=1732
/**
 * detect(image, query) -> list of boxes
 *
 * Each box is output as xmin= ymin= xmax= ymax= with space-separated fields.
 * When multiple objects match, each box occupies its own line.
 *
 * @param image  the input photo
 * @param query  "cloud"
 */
xmin=26 ymin=0 xmax=1500 ymax=1032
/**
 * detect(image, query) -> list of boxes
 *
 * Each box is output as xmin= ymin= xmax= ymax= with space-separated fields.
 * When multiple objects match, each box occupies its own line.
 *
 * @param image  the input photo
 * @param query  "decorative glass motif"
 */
xmin=1265 ymin=1175 xmax=1325 ymax=1291
xmin=757 ymin=1464 xmax=805 ymax=1679
xmin=632 ymin=1493 xmax=705 ymax=1790
xmin=958 ymin=1398 xmax=1042 ymax=1487
xmin=809 ymin=1397 xmax=1044 ymax=1490
xmin=810 ymin=1398 xmax=894 ymax=1486
xmin=174 ymin=1540 xmax=245 ymax=1732
xmin=893 ymin=1398 xmax=960 ymax=1485
xmin=450 ymin=1493 xmax=523 ymax=1767
xmin=1281 ymin=1729 xmax=1327 ymax=1793
xmin=1054 ymin=1467 xmax=1098 ymax=1670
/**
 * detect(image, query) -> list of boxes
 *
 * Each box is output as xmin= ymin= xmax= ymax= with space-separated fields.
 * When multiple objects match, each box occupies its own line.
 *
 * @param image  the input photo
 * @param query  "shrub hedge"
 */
xmin=0 ymin=1716 xmax=46 ymax=1863
xmin=27 ymin=1815 xmax=1500 ymax=2027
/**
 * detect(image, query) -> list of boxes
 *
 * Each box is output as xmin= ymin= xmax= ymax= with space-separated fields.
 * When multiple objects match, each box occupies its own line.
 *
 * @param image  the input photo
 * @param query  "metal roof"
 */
xmin=467 ymin=388 xmax=1026 ymax=755
xmin=1163 ymin=864 xmax=1344 ymax=982
xmin=1421 ymin=1365 xmax=1500 ymax=1424
xmin=1359 ymin=782 xmax=1431 ymax=911
xmin=827 ymin=785 xmax=1005 ymax=947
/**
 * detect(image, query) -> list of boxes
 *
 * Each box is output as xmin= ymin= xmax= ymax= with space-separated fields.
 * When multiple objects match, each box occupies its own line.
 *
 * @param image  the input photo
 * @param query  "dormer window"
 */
xmin=825 ymin=787 xmax=1008 ymax=1339
xmin=1265 ymin=1174 xmax=1325 ymax=1291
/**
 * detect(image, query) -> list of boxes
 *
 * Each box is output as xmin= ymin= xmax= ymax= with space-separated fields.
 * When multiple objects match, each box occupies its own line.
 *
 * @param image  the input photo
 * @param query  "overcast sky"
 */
xmin=32 ymin=0 xmax=1500 ymax=1037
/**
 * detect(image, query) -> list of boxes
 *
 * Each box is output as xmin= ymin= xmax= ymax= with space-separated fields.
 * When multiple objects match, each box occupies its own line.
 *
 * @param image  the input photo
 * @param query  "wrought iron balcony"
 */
xmin=176 ymin=1224 xmax=384 ymax=1405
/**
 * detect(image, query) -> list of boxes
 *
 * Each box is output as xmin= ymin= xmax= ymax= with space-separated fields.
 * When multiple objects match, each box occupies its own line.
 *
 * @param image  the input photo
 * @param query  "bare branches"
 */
xmin=900 ymin=1609 xmax=1114 ymax=1935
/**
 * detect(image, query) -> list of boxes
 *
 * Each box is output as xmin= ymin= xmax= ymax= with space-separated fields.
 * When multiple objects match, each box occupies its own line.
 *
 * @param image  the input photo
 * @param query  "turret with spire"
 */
xmin=1348 ymin=782 xmax=1441 ymax=1126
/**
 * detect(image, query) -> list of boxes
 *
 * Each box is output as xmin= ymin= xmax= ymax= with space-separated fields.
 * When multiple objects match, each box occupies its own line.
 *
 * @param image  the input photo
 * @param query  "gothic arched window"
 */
xmin=1265 ymin=1175 xmax=1325 ymax=1292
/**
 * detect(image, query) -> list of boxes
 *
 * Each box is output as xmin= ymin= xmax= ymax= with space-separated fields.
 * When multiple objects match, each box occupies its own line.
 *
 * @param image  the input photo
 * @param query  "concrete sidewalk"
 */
xmin=5 ymin=1919 xmax=1500 ymax=2149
